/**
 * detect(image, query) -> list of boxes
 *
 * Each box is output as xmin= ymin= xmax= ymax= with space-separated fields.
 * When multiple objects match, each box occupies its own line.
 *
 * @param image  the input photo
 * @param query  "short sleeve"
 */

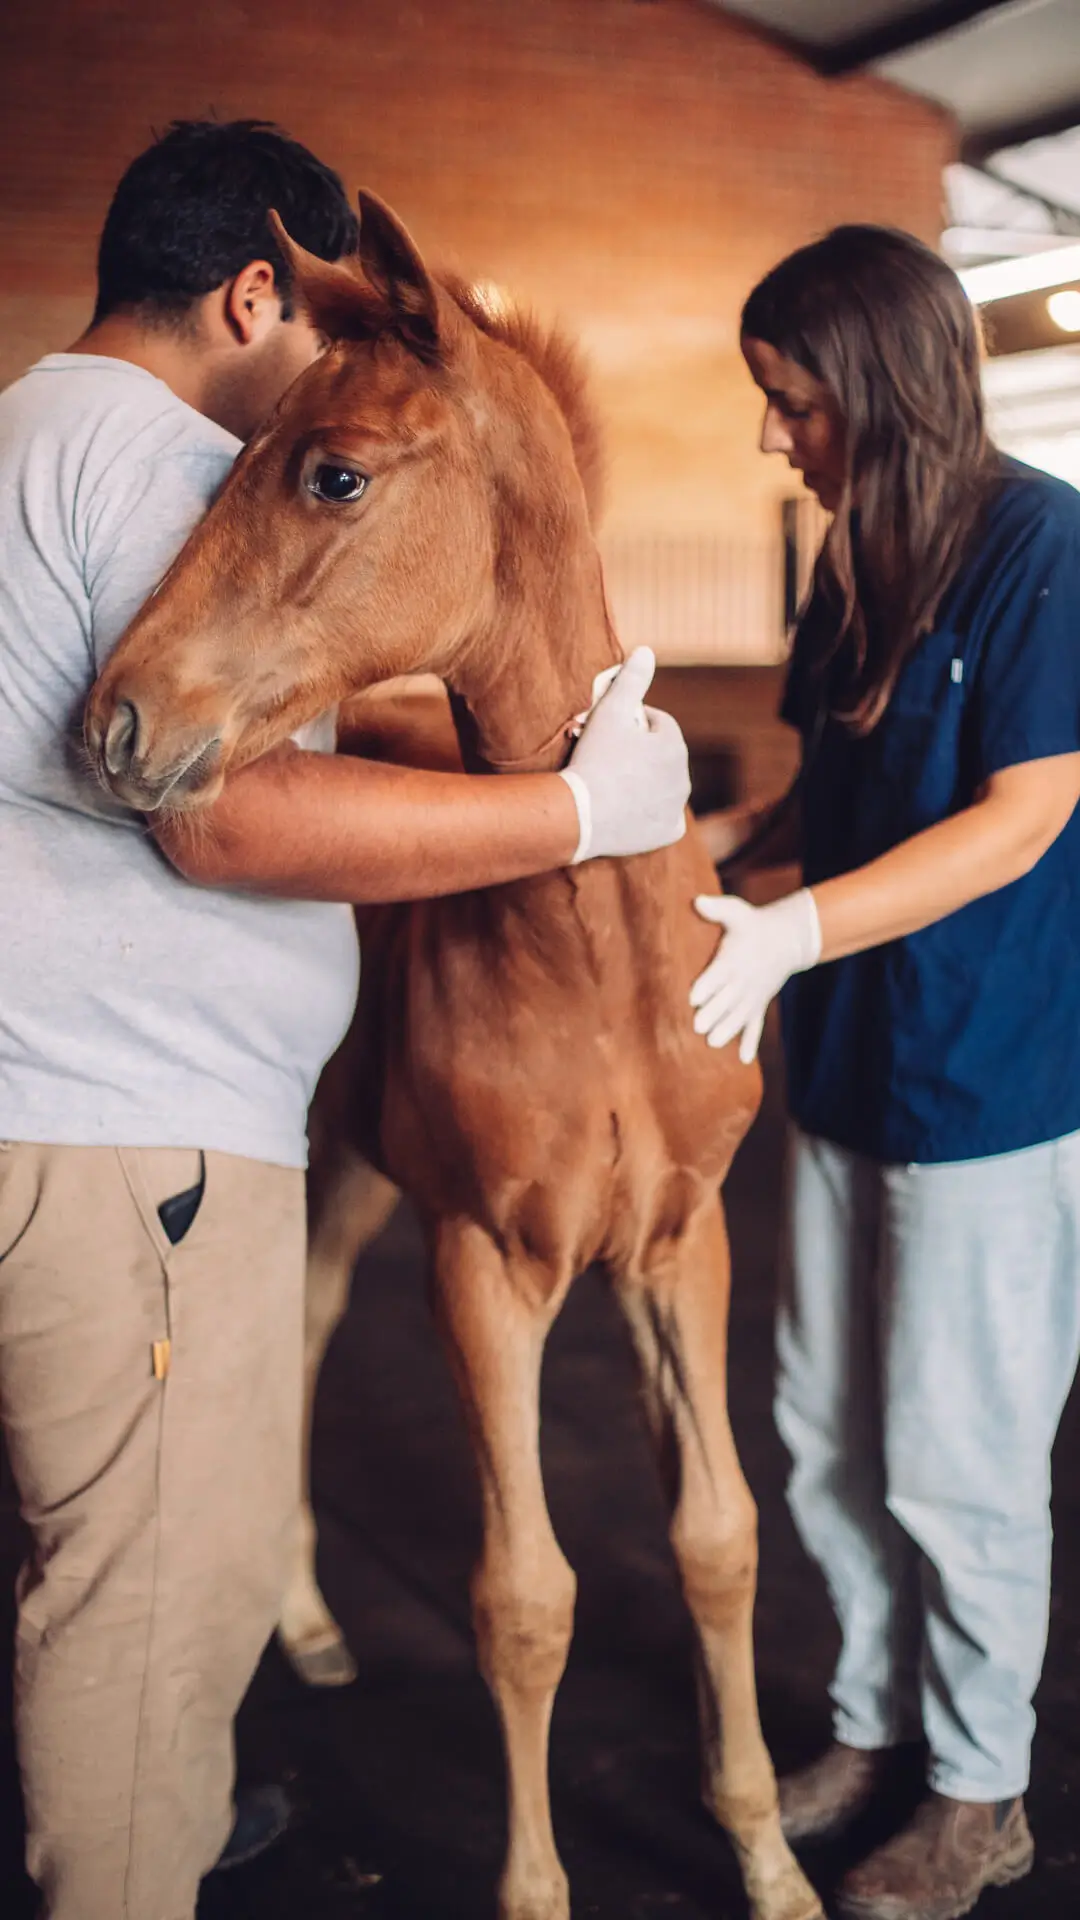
xmin=971 ymin=499 xmax=1080 ymax=780
xmin=83 ymin=414 xmax=238 ymax=673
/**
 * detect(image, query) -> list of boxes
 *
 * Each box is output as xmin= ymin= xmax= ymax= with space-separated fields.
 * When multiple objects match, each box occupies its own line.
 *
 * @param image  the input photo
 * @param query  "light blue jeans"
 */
xmin=775 ymin=1125 xmax=1080 ymax=1802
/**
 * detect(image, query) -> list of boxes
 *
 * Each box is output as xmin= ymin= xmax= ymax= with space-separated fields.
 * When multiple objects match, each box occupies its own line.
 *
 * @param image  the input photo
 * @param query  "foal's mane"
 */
xmin=441 ymin=274 xmax=605 ymax=526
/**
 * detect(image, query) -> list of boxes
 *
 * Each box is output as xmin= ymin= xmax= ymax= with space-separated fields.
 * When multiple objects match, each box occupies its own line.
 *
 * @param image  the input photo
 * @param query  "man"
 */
xmin=0 ymin=120 xmax=690 ymax=1920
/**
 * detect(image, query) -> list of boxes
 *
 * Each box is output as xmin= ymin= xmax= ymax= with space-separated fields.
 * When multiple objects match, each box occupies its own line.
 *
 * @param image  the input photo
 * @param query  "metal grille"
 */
xmin=600 ymin=501 xmax=827 ymax=665
xmin=600 ymin=534 xmax=784 ymax=665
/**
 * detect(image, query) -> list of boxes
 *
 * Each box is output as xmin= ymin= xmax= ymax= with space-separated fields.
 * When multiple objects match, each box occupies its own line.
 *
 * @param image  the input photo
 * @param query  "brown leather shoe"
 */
xmin=780 ymin=1742 xmax=901 ymax=1844
xmin=836 ymin=1792 xmax=1034 ymax=1920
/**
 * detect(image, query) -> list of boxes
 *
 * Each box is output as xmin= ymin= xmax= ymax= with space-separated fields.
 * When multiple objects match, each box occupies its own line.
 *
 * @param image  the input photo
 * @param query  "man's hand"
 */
xmin=559 ymin=647 xmax=691 ymax=861
xmin=690 ymin=889 xmax=822 ymax=1062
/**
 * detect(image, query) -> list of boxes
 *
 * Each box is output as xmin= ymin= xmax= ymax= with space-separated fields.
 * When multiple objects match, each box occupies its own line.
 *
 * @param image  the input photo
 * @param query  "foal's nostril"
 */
xmin=103 ymin=699 xmax=140 ymax=778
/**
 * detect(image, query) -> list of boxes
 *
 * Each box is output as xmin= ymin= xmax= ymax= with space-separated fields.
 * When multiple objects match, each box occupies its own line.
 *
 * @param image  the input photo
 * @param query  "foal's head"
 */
xmin=87 ymin=191 xmax=608 ymax=811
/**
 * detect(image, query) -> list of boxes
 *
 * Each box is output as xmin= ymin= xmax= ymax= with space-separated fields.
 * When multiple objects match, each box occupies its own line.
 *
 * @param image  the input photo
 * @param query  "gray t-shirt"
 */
xmin=0 ymin=353 xmax=360 ymax=1167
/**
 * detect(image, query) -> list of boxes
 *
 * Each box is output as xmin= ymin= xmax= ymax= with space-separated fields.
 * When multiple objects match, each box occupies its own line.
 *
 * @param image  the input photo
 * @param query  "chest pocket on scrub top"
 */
xmin=871 ymin=650 xmax=970 ymax=842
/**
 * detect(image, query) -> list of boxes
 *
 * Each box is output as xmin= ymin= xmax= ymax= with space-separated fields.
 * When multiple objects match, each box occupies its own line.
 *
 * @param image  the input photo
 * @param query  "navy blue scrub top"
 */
xmin=780 ymin=460 xmax=1080 ymax=1166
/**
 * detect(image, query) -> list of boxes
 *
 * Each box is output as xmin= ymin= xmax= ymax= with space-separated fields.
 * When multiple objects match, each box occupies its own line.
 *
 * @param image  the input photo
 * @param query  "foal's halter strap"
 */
xmin=483 ymin=715 xmax=586 ymax=774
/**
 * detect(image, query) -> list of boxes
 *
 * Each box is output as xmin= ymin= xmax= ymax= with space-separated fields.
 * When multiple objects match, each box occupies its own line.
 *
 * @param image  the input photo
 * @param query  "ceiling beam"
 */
xmin=814 ymin=0 xmax=1018 ymax=77
xmin=963 ymin=99 xmax=1080 ymax=164
xmin=964 ymin=155 xmax=1080 ymax=234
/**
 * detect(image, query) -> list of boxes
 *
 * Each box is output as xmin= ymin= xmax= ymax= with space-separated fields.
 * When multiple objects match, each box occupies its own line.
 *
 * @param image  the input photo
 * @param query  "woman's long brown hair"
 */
xmin=742 ymin=225 xmax=1002 ymax=732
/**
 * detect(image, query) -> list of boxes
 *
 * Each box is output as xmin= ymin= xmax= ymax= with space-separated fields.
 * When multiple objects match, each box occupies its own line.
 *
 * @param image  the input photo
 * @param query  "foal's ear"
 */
xmin=267 ymin=210 xmax=383 ymax=343
xmin=356 ymin=189 xmax=442 ymax=365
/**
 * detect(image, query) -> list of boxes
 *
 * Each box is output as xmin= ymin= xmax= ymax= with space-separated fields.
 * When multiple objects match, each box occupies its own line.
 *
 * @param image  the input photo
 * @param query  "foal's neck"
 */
xmin=448 ymin=532 xmax=621 ymax=775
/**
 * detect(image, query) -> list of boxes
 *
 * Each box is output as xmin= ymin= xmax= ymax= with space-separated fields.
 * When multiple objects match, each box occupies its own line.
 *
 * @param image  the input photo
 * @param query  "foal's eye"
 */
xmin=307 ymin=464 xmax=369 ymax=504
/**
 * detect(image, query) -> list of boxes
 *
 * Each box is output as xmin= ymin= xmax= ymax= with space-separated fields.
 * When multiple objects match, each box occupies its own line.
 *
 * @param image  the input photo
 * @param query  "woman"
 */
xmin=693 ymin=225 xmax=1080 ymax=1920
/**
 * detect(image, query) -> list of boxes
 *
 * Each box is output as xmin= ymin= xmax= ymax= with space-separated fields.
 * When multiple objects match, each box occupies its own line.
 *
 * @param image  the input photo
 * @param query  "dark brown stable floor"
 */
xmin=2 ymin=1038 xmax=1079 ymax=1919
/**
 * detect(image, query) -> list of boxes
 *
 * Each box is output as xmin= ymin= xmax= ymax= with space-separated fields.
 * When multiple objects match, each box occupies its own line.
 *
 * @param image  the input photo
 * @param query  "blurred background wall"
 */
xmin=0 ymin=0 xmax=952 ymax=667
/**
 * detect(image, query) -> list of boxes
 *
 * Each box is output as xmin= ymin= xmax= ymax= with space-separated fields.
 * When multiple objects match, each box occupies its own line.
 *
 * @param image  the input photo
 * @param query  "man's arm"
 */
xmin=154 ymin=745 xmax=580 ymax=901
xmin=154 ymin=648 xmax=692 ymax=901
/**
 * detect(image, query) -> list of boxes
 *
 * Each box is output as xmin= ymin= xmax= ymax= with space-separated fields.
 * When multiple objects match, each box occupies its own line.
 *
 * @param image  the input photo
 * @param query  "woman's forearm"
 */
xmin=813 ymin=754 xmax=1080 ymax=961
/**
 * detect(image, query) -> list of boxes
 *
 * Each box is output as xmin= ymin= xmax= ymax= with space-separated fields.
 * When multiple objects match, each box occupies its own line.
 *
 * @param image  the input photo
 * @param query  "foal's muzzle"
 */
xmin=86 ymin=693 xmax=224 ymax=813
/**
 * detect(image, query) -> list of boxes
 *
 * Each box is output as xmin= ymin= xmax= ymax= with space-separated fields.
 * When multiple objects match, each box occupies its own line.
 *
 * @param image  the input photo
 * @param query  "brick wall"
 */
xmin=0 ymin=0 xmax=954 ymax=658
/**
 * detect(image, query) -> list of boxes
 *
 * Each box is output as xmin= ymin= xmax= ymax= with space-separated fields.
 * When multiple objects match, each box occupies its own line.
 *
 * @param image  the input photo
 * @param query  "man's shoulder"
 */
xmin=1 ymin=354 xmax=240 ymax=479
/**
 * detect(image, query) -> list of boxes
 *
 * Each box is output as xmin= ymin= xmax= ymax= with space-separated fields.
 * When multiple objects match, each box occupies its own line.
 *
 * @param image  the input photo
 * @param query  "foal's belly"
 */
xmin=338 ymin=872 xmax=761 ymax=1271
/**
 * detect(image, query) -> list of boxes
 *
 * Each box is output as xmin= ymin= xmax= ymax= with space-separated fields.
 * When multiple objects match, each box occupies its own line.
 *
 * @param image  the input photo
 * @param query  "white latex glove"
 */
xmin=690 ymin=889 xmax=822 ymax=1063
xmin=558 ymin=646 xmax=691 ymax=862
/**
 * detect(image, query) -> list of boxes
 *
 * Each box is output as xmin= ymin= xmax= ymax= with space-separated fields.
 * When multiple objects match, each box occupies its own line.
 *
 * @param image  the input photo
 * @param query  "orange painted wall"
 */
xmin=0 ymin=0 xmax=954 ymax=657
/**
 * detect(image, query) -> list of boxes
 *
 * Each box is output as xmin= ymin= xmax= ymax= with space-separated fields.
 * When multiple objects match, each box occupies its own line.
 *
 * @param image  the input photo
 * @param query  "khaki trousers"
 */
xmin=0 ymin=1141 xmax=306 ymax=1920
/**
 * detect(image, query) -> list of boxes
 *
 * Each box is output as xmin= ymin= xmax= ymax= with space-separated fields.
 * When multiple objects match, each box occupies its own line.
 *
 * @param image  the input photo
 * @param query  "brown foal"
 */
xmin=86 ymin=193 xmax=820 ymax=1920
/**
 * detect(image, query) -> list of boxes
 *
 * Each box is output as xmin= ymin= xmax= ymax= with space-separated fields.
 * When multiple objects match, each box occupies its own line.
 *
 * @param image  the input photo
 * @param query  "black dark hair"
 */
xmin=743 ymin=225 xmax=1000 ymax=732
xmin=94 ymin=118 xmax=360 ymax=326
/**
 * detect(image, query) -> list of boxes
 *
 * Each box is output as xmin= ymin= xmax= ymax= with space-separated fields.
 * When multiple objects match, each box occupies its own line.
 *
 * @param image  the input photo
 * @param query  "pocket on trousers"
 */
xmin=158 ymin=1152 xmax=206 ymax=1247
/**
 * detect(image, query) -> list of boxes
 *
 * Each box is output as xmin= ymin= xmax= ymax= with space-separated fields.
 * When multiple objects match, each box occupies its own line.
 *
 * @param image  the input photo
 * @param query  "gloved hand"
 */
xmin=690 ymin=889 xmax=822 ymax=1062
xmin=559 ymin=646 xmax=691 ymax=862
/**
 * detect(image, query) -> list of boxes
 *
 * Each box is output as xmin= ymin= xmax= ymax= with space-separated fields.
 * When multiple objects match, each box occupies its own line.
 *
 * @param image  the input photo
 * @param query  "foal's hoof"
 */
xmin=278 ymin=1631 xmax=358 ymax=1688
xmin=497 ymin=1864 xmax=570 ymax=1920
xmin=750 ymin=1876 xmax=825 ymax=1920
xmin=744 ymin=1849 xmax=824 ymax=1920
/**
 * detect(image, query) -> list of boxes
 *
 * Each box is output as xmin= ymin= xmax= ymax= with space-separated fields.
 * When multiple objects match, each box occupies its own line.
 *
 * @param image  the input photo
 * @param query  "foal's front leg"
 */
xmin=614 ymin=1196 xmax=823 ymax=1920
xmin=431 ymin=1218 xmax=576 ymax=1920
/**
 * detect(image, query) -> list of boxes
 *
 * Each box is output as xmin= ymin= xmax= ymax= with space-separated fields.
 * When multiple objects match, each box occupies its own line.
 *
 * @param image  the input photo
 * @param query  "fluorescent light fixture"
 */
xmin=959 ymin=244 xmax=1080 ymax=305
xmin=1047 ymin=289 xmax=1080 ymax=333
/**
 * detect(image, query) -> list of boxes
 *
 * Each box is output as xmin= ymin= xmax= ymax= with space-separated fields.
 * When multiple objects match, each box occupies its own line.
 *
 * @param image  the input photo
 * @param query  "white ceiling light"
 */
xmin=959 ymin=244 xmax=1080 ymax=306
xmin=1047 ymin=290 xmax=1080 ymax=333
xmin=943 ymin=228 xmax=1073 ymax=265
